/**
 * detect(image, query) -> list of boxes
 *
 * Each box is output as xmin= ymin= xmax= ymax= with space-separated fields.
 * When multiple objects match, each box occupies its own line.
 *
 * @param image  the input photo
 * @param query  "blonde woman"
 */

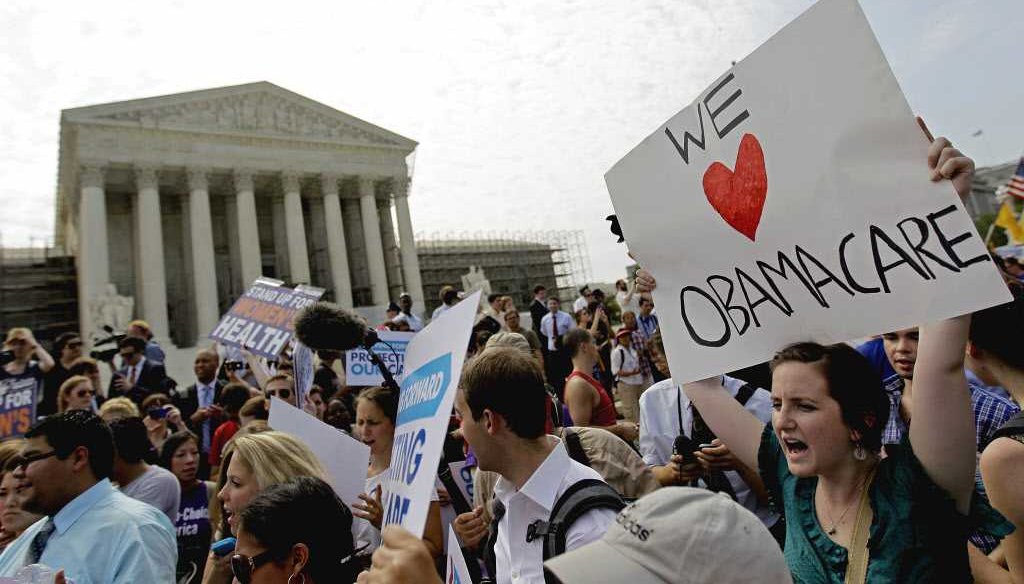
xmin=202 ymin=431 xmax=327 ymax=584
xmin=57 ymin=375 xmax=97 ymax=413
xmin=98 ymin=396 xmax=140 ymax=422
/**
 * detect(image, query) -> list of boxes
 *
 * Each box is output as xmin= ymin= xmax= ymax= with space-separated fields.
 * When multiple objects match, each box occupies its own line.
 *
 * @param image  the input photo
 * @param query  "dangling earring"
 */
xmin=853 ymin=441 xmax=867 ymax=461
xmin=287 ymin=573 xmax=306 ymax=584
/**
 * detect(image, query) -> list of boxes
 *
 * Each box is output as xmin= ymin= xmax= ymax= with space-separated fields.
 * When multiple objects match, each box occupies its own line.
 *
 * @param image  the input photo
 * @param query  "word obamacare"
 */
xmin=679 ymin=205 xmax=988 ymax=347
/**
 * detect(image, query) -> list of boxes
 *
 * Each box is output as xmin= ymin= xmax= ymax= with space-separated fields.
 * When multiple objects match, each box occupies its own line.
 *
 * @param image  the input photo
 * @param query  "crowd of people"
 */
xmin=0 ymin=137 xmax=1021 ymax=583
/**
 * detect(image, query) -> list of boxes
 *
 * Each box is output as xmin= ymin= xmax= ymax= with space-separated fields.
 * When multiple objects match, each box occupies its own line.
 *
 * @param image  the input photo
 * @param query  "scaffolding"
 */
xmin=415 ymin=230 xmax=592 ymax=313
xmin=0 ymin=235 xmax=79 ymax=345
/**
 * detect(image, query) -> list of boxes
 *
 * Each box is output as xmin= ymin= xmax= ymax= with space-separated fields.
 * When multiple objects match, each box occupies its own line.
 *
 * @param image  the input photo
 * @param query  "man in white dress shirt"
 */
xmin=453 ymin=347 xmax=616 ymax=584
xmin=638 ymin=331 xmax=780 ymax=534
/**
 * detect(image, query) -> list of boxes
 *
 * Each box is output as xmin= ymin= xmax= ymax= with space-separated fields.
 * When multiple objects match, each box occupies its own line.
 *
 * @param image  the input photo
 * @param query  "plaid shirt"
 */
xmin=882 ymin=374 xmax=1021 ymax=451
xmin=882 ymin=374 xmax=1020 ymax=553
xmin=630 ymin=330 xmax=652 ymax=380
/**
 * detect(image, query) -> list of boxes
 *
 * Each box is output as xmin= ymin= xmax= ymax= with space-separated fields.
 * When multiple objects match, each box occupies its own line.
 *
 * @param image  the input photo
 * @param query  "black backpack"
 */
xmin=481 ymin=479 xmax=625 ymax=581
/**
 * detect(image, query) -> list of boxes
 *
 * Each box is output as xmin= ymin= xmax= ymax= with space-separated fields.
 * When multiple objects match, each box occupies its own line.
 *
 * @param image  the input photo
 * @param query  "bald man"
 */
xmin=171 ymin=348 xmax=225 ymax=480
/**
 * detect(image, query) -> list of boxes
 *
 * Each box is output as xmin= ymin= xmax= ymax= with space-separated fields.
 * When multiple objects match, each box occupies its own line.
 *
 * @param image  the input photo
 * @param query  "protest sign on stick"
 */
xmin=381 ymin=291 xmax=480 ymax=537
xmin=209 ymin=279 xmax=324 ymax=359
xmin=0 ymin=381 xmax=35 ymax=440
xmin=605 ymin=0 xmax=1011 ymax=383
xmin=267 ymin=397 xmax=370 ymax=506
xmin=345 ymin=331 xmax=414 ymax=387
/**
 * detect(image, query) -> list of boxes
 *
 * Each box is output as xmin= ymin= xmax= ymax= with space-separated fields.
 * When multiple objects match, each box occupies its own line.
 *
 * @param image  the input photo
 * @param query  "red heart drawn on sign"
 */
xmin=701 ymin=133 xmax=768 ymax=241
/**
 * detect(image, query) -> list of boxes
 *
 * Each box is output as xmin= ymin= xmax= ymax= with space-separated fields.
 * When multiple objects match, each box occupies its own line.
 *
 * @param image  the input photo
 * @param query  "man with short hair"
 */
xmin=879 ymin=326 xmax=1018 ymax=554
xmin=503 ymin=310 xmax=543 ymax=368
xmin=109 ymin=336 xmax=171 ymax=404
xmin=0 ymin=410 xmax=176 ymax=582
xmin=635 ymin=297 xmax=658 ymax=340
xmin=564 ymin=329 xmax=637 ymax=442
xmin=265 ymin=373 xmax=297 ymax=406
xmin=431 ymin=286 xmax=460 ymax=320
xmin=529 ymin=285 xmax=548 ymax=338
xmin=172 ymin=347 xmax=225 ymax=480
xmin=391 ymin=292 xmax=424 ymax=332
xmin=572 ymin=286 xmax=592 ymax=314
xmin=452 ymin=348 xmax=617 ymax=584
xmin=126 ymin=320 xmax=165 ymax=365
xmin=539 ymin=298 xmax=575 ymax=394
xmin=109 ymin=416 xmax=180 ymax=522
xmin=41 ymin=332 xmax=83 ymax=417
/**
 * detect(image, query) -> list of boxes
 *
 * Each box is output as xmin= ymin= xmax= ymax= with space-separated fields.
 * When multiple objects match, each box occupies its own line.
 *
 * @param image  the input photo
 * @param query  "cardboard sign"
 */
xmin=382 ymin=291 xmax=480 ymax=537
xmin=209 ymin=279 xmax=324 ymax=359
xmin=345 ymin=331 xmax=415 ymax=387
xmin=445 ymin=530 xmax=474 ymax=584
xmin=605 ymin=0 xmax=1010 ymax=382
xmin=268 ymin=397 xmax=371 ymax=506
xmin=0 ymin=377 xmax=36 ymax=439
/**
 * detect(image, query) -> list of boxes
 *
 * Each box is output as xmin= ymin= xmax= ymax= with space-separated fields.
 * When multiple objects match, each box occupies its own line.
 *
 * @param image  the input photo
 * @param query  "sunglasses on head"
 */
xmin=230 ymin=550 xmax=274 ymax=584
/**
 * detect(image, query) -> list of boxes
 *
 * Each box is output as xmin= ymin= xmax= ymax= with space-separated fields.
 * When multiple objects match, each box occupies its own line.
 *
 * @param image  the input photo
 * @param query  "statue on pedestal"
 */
xmin=90 ymin=283 xmax=134 ymax=334
xmin=461 ymin=266 xmax=491 ymax=308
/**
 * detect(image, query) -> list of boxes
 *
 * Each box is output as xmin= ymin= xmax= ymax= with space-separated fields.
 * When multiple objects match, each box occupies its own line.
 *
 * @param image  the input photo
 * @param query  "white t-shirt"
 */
xmin=492 ymin=437 xmax=617 ymax=584
xmin=616 ymin=290 xmax=638 ymax=315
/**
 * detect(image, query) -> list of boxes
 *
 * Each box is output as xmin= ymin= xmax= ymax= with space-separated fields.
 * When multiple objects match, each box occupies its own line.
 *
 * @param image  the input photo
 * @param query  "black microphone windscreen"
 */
xmin=293 ymin=303 xmax=367 ymax=352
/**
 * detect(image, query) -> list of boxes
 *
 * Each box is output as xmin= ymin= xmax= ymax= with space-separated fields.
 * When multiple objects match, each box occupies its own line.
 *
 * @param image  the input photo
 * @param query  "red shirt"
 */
xmin=209 ymin=419 xmax=240 ymax=467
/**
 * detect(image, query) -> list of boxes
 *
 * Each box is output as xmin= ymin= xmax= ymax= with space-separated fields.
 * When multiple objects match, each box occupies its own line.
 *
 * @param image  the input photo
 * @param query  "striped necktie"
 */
xmin=28 ymin=518 xmax=56 ymax=564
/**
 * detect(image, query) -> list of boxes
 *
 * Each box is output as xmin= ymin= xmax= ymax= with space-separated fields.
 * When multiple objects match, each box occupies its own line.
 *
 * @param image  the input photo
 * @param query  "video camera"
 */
xmin=90 ymin=325 xmax=126 ymax=362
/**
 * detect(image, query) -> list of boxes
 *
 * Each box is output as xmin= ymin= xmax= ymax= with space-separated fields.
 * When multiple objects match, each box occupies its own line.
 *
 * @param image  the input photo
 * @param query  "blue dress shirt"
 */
xmin=0 ymin=479 xmax=176 ymax=583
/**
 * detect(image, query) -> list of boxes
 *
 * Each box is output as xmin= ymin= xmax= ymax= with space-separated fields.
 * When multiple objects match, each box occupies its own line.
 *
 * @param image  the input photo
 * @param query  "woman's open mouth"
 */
xmin=783 ymin=438 xmax=808 ymax=455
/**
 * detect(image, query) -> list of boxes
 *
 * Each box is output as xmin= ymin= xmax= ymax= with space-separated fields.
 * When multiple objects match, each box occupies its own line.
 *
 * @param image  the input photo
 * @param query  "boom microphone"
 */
xmin=293 ymin=302 xmax=369 ymax=352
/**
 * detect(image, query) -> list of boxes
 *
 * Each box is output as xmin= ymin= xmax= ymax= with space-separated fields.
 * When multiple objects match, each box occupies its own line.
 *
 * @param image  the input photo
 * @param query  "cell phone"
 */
xmin=698 ymin=443 xmax=715 ymax=450
xmin=211 ymin=537 xmax=236 ymax=557
xmin=147 ymin=406 xmax=168 ymax=420
xmin=225 ymin=360 xmax=244 ymax=372
xmin=673 ymin=435 xmax=699 ymax=465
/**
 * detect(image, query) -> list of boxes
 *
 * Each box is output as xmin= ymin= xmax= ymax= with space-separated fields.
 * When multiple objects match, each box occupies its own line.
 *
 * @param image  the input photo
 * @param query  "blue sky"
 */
xmin=0 ymin=0 xmax=1020 ymax=281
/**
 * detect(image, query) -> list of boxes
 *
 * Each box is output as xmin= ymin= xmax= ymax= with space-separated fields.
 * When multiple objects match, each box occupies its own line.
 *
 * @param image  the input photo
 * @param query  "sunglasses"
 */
xmin=16 ymin=450 xmax=59 ymax=471
xmin=230 ymin=550 xmax=274 ymax=584
xmin=74 ymin=389 xmax=95 ymax=399
xmin=268 ymin=388 xmax=292 ymax=400
xmin=66 ymin=341 xmax=83 ymax=349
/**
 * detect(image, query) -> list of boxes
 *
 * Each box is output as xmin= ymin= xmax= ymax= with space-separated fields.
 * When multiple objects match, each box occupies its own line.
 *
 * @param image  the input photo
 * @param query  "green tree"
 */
xmin=975 ymin=212 xmax=1007 ymax=248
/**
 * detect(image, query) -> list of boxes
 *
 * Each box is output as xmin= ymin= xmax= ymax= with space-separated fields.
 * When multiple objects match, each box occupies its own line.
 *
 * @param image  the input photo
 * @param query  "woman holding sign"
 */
xmin=634 ymin=137 xmax=1011 ymax=583
xmin=352 ymin=386 xmax=444 ymax=560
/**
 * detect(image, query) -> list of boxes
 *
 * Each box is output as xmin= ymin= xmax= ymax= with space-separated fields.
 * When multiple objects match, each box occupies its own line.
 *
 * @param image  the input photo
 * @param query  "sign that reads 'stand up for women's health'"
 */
xmin=605 ymin=0 xmax=1011 ymax=383
xmin=381 ymin=291 xmax=479 ymax=537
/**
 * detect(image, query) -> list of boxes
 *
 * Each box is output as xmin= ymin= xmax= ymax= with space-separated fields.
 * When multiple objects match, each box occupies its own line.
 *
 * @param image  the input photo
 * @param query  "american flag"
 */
xmin=1007 ymin=157 xmax=1024 ymax=200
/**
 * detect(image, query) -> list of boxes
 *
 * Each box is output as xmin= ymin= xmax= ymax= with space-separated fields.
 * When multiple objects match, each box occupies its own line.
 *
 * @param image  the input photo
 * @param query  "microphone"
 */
xmin=293 ymin=302 xmax=369 ymax=352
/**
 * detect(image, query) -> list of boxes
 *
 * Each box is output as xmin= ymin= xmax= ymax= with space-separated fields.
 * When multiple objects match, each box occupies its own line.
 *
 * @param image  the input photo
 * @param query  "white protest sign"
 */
xmin=345 ymin=331 xmax=414 ymax=386
xmin=268 ymin=397 xmax=370 ymax=506
xmin=605 ymin=0 xmax=1010 ymax=383
xmin=445 ymin=530 xmax=474 ymax=584
xmin=382 ymin=291 xmax=480 ymax=537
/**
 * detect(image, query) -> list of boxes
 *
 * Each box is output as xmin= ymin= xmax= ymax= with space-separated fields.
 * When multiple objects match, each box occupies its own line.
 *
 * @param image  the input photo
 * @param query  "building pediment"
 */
xmin=62 ymin=82 xmax=416 ymax=151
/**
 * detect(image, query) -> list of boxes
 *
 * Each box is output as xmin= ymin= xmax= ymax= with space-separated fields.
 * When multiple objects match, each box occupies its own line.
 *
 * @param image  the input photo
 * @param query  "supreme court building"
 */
xmin=56 ymin=82 xmax=424 ymax=349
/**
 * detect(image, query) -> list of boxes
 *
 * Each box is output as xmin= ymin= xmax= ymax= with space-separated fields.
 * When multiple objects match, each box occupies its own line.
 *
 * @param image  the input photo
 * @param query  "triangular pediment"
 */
xmin=62 ymin=81 xmax=416 ymax=150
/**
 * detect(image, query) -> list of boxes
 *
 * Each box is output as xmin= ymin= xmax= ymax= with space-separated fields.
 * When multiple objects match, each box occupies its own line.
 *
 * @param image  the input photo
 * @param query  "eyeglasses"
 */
xmin=230 ymin=550 xmax=274 ymax=584
xmin=16 ymin=451 xmax=59 ymax=471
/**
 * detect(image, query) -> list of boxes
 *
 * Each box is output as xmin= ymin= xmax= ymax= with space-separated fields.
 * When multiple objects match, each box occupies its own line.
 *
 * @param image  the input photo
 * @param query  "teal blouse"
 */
xmin=758 ymin=424 xmax=1013 ymax=583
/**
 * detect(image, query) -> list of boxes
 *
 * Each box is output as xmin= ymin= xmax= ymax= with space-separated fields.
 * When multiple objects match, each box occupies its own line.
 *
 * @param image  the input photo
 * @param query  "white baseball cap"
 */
xmin=543 ymin=487 xmax=791 ymax=584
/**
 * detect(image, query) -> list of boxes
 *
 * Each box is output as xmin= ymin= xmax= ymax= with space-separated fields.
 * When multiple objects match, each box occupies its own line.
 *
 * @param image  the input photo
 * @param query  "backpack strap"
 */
xmin=525 ymin=479 xmax=625 ymax=561
xmin=735 ymin=383 xmax=757 ymax=407
xmin=992 ymin=412 xmax=1024 ymax=442
xmin=562 ymin=428 xmax=592 ymax=468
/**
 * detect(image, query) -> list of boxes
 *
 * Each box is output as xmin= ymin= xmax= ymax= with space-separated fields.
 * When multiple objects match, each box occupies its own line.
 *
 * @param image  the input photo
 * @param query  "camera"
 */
xmin=224 ymin=360 xmax=244 ymax=372
xmin=89 ymin=326 xmax=126 ymax=362
xmin=0 ymin=350 xmax=14 ymax=367
xmin=147 ymin=405 xmax=170 ymax=420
